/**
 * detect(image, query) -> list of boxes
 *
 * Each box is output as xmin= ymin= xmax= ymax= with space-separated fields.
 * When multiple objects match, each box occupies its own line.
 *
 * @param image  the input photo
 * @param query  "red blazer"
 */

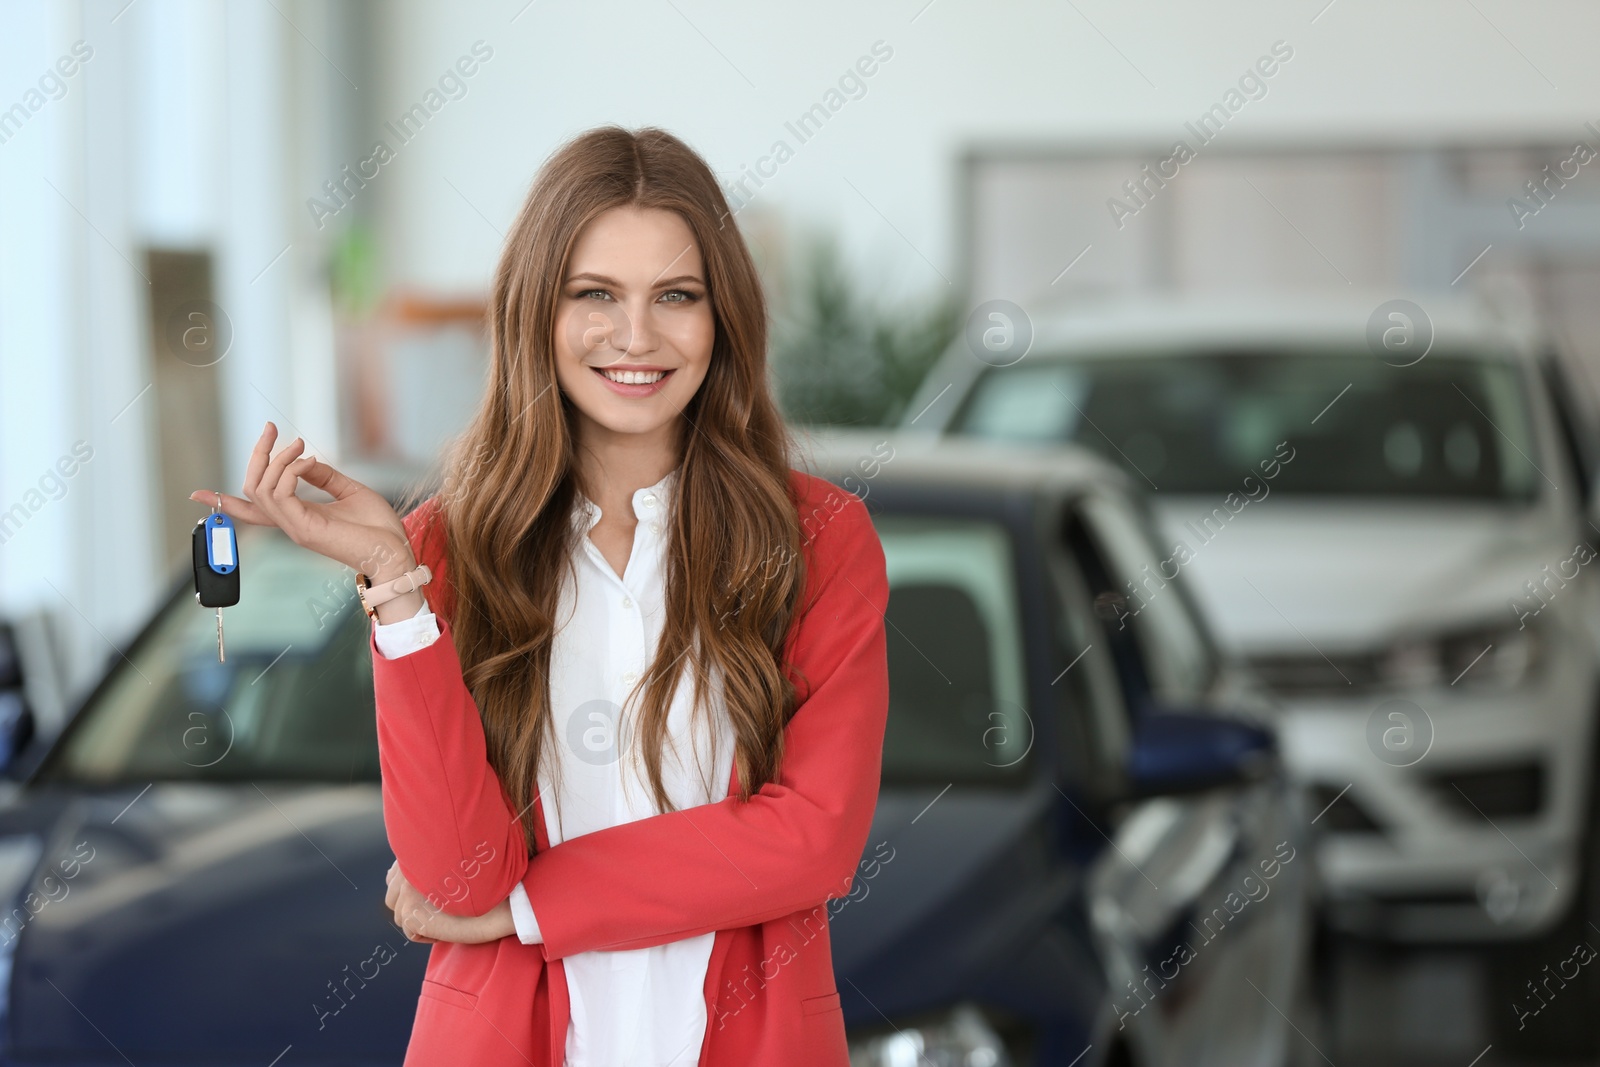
xmin=370 ymin=469 xmax=890 ymax=1065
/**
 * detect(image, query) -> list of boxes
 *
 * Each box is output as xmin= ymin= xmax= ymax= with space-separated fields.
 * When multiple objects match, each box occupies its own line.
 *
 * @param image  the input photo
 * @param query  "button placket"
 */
xmin=577 ymin=540 xmax=644 ymax=693
xmin=583 ymin=478 xmax=673 ymax=706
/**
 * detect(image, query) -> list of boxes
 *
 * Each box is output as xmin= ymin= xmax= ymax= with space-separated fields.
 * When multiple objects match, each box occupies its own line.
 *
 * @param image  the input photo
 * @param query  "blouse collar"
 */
xmin=572 ymin=466 xmax=680 ymax=533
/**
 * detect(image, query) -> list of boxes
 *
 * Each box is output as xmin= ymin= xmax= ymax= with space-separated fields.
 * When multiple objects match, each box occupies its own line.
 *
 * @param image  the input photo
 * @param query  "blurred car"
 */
xmin=0 ymin=437 xmax=1311 ymax=1067
xmin=0 ymin=518 xmax=423 ymax=1066
xmin=801 ymin=430 xmax=1314 ymax=1067
xmin=905 ymin=292 xmax=1600 ymax=1053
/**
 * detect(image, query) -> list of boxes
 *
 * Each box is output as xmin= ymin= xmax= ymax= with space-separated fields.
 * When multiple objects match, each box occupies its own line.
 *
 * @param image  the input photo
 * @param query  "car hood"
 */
xmin=830 ymin=783 xmax=1103 ymax=1025
xmin=1148 ymin=497 xmax=1575 ymax=653
xmin=0 ymin=782 xmax=420 ymax=1065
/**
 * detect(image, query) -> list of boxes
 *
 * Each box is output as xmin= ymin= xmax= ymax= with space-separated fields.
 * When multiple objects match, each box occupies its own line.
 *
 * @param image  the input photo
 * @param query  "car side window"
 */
xmin=874 ymin=513 xmax=1033 ymax=785
xmin=1068 ymin=494 xmax=1218 ymax=709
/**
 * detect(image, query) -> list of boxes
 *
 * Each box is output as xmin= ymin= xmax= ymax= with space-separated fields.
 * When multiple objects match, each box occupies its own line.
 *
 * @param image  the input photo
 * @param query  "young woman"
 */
xmin=191 ymin=126 xmax=889 ymax=1066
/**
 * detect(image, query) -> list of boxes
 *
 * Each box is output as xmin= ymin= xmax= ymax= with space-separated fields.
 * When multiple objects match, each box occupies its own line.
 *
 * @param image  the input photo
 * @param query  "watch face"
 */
xmin=355 ymin=575 xmax=376 ymax=616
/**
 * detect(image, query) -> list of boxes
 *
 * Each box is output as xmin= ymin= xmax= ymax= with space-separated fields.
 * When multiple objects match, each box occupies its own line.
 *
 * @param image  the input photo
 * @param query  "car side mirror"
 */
xmin=1126 ymin=708 xmax=1276 ymax=797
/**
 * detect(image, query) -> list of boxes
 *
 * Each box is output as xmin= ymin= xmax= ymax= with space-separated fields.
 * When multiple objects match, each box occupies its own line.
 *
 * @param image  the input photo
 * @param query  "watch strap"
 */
xmin=356 ymin=563 xmax=432 ymax=618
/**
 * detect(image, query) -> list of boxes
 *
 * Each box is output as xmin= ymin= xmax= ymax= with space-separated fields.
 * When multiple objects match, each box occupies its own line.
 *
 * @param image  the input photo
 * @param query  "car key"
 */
xmin=193 ymin=493 xmax=240 ymax=662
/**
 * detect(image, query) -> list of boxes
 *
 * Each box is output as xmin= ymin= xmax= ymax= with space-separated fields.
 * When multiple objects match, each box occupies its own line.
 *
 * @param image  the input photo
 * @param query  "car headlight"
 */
xmin=1383 ymin=621 xmax=1539 ymax=689
xmin=848 ymin=1002 xmax=1017 ymax=1067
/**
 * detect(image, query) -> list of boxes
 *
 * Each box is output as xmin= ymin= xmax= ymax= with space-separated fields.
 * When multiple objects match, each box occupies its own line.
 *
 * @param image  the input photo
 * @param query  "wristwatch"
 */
xmin=355 ymin=563 xmax=432 ymax=620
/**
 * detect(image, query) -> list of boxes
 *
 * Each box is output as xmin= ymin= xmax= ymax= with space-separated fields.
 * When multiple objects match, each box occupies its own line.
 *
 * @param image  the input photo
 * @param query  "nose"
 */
xmin=619 ymin=299 xmax=660 ymax=358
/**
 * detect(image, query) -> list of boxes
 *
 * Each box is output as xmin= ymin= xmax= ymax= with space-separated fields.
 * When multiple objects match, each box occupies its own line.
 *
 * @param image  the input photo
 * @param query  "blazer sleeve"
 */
xmin=518 ymin=486 xmax=890 ymax=960
xmin=371 ymin=500 xmax=531 ymax=915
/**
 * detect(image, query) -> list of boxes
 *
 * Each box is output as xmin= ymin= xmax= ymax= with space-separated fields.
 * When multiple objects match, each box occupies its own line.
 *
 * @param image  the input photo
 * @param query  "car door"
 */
xmin=1058 ymin=489 xmax=1312 ymax=1067
xmin=833 ymin=499 xmax=1108 ymax=1064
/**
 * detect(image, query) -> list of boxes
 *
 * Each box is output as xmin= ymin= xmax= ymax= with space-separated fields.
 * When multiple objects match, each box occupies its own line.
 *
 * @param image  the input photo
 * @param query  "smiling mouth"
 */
xmin=596 ymin=367 xmax=671 ymax=385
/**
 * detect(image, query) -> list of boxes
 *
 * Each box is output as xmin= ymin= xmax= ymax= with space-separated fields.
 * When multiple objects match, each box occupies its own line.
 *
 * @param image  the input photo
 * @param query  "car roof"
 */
xmin=995 ymin=289 xmax=1546 ymax=361
xmin=790 ymin=426 xmax=1133 ymax=501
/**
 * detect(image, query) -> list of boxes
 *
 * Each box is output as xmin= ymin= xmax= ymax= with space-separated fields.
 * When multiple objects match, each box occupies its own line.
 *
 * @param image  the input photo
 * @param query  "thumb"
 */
xmin=297 ymin=455 xmax=362 ymax=501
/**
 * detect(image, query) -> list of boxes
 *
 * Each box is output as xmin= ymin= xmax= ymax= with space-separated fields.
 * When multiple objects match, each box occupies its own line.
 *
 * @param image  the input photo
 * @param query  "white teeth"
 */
xmin=600 ymin=368 xmax=666 ymax=385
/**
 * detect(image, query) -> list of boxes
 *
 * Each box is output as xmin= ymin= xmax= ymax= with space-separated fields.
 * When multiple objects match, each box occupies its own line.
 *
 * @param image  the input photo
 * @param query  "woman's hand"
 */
xmin=189 ymin=421 xmax=414 ymax=579
xmin=385 ymin=861 xmax=516 ymax=944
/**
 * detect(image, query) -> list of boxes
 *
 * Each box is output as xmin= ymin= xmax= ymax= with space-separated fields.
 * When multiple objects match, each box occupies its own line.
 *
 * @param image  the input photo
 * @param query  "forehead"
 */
xmin=567 ymin=205 xmax=703 ymax=279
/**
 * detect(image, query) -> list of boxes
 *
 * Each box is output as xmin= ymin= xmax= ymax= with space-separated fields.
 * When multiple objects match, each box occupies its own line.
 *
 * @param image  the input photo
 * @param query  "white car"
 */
xmin=903 ymin=291 xmax=1600 ymax=1054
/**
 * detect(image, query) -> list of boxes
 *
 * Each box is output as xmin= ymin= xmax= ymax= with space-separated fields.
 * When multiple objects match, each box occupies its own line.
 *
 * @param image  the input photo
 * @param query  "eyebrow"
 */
xmin=565 ymin=272 xmax=706 ymax=288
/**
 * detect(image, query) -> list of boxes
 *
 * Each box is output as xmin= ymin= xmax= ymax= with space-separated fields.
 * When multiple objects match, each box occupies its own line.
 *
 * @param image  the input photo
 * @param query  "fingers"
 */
xmin=398 ymin=895 xmax=438 ymax=942
xmin=198 ymin=419 xmax=283 ymax=527
xmin=254 ymin=434 xmax=306 ymax=534
xmin=186 ymin=489 xmax=273 ymax=526
xmin=269 ymin=448 xmax=316 ymax=528
xmin=242 ymin=421 xmax=276 ymax=505
xmin=383 ymin=862 xmax=440 ymax=942
xmin=214 ymin=422 xmax=361 ymax=540
xmin=241 ymin=421 xmax=308 ymax=531
xmin=263 ymin=436 xmax=306 ymax=500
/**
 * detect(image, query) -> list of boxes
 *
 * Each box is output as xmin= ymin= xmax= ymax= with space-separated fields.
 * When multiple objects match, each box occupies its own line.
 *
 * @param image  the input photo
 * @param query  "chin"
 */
xmin=580 ymin=401 xmax=682 ymax=439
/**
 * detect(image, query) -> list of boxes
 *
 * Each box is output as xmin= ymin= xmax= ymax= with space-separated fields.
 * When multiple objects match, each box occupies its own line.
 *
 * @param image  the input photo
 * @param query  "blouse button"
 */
xmin=622 ymin=670 xmax=640 ymax=685
xmin=621 ymin=596 xmax=634 ymax=609
xmin=642 ymin=495 xmax=656 ymax=509
xmin=649 ymin=521 xmax=662 ymax=535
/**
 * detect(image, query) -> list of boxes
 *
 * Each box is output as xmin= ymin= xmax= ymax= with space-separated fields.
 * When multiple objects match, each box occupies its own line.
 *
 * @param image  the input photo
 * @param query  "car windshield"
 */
xmin=35 ymin=527 xmax=380 ymax=785
xmin=950 ymin=350 xmax=1544 ymax=500
xmin=37 ymin=514 xmax=1034 ymax=787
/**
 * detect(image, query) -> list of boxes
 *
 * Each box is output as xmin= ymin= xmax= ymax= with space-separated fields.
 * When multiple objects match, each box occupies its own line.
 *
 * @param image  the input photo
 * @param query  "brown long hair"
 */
xmin=394 ymin=126 xmax=806 ymax=855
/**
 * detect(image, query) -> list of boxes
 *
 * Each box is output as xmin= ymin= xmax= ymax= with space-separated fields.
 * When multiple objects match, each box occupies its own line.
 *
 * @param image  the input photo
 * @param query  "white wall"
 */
xmin=367 ymin=0 xmax=1600 ymax=304
xmin=0 ymin=0 xmax=343 ymax=719
xmin=0 ymin=0 xmax=147 ymax=721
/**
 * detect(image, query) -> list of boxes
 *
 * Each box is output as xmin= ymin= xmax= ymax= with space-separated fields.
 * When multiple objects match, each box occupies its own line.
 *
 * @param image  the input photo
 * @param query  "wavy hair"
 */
xmin=395 ymin=126 xmax=806 ymax=855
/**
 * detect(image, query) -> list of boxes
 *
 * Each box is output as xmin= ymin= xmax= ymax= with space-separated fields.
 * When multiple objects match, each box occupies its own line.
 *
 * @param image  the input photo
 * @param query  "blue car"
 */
xmin=803 ymin=431 xmax=1317 ymax=1067
xmin=0 ymin=433 xmax=1312 ymax=1066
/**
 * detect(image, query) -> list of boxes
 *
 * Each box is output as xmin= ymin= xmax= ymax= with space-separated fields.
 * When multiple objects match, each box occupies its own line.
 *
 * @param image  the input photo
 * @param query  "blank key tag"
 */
xmin=193 ymin=497 xmax=240 ymax=662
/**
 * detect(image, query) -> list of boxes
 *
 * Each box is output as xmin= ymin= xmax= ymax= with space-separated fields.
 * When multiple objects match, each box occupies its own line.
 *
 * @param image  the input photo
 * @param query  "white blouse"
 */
xmin=372 ymin=467 xmax=734 ymax=1067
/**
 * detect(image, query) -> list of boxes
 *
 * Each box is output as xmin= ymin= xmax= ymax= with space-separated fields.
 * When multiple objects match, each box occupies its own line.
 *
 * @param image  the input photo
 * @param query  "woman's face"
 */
xmin=553 ymin=204 xmax=715 ymax=447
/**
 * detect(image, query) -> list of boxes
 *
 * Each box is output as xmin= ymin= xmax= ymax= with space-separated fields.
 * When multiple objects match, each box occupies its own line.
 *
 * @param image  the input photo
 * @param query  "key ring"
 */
xmin=211 ymin=491 xmax=221 ymax=516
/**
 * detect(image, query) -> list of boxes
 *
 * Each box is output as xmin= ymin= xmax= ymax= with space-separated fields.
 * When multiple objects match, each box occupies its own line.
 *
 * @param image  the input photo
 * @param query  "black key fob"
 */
xmin=193 ymin=513 xmax=240 ymax=608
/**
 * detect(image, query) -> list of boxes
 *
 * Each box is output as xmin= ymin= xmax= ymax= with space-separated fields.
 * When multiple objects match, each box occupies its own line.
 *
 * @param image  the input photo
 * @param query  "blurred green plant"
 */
xmin=770 ymin=234 xmax=959 ymax=427
xmin=330 ymin=221 xmax=381 ymax=319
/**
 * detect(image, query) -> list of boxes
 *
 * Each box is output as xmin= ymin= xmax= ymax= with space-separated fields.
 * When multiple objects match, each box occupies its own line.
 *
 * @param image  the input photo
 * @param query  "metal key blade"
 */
xmin=216 ymin=607 xmax=226 ymax=662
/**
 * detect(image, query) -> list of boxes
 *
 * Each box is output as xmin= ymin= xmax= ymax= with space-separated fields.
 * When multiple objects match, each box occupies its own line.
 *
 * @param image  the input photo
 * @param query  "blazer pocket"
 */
xmin=419 ymin=977 xmax=479 ymax=1011
xmin=800 ymin=991 xmax=841 ymax=1016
